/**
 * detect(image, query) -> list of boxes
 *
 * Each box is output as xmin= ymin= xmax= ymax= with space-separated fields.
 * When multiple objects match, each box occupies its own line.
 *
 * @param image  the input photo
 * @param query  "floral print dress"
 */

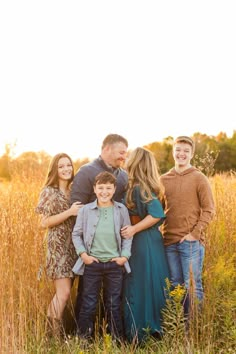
xmin=36 ymin=186 xmax=78 ymax=279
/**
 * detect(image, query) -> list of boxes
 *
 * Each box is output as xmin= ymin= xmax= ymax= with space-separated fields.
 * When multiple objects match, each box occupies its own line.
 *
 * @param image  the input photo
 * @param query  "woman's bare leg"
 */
xmin=47 ymin=278 xmax=72 ymax=319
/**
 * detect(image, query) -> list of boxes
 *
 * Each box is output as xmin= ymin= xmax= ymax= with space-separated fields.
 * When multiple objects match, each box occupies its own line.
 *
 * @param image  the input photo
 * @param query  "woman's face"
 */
xmin=57 ymin=157 xmax=73 ymax=181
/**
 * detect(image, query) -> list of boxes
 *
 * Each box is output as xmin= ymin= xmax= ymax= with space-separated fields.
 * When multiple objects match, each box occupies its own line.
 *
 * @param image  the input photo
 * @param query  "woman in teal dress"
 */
xmin=121 ymin=147 xmax=170 ymax=343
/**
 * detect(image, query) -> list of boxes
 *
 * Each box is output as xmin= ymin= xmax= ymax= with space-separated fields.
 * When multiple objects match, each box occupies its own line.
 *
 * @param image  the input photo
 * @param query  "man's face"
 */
xmin=173 ymin=142 xmax=193 ymax=167
xmin=106 ymin=142 xmax=128 ymax=168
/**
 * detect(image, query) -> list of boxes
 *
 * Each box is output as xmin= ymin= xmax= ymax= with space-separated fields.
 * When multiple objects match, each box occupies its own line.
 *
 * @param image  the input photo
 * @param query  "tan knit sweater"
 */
xmin=160 ymin=167 xmax=215 ymax=246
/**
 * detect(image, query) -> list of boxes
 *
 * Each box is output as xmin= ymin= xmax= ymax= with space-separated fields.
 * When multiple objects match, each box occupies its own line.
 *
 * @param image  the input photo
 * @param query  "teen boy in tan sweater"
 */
xmin=160 ymin=136 xmax=215 ymax=316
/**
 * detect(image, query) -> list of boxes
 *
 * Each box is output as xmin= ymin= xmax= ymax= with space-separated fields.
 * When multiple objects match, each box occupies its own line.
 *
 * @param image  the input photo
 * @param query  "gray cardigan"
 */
xmin=72 ymin=199 xmax=132 ymax=275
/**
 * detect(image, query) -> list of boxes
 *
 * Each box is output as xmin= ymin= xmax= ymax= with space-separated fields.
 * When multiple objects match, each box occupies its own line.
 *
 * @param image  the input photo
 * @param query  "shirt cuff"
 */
xmin=76 ymin=247 xmax=86 ymax=256
xmin=121 ymin=250 xmax=131 ymax=259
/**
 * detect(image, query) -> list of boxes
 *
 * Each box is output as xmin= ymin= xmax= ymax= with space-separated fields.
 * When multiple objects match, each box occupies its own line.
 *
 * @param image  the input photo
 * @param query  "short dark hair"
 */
xmin=94 ymin=171 xmax=117 ymax=186
xmin=101 ymin=134 xmax=128 ymax=149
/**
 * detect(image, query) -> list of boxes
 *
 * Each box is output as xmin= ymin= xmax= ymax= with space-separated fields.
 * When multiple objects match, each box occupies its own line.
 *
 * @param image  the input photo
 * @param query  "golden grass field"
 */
xmin=0 ymin=172 xmax=235 ymax=353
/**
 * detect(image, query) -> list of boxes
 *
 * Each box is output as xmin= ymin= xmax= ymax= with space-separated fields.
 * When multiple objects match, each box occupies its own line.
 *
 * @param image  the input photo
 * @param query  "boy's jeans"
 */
xmin=78 ymin=261 xmax=123 ymax=339
xmin=165 ymin=240 xmax=205 ymax=315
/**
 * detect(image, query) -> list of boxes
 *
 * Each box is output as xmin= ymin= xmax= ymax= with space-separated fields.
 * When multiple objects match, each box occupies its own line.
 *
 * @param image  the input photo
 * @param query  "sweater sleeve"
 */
xmin=191 ymin=176 xmax=215 ymax=239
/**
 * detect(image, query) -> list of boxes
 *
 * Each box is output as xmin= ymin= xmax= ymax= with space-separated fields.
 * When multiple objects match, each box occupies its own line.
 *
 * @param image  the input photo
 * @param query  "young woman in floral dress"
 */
xmin=36 ymin=153 xmax=81 ymax=336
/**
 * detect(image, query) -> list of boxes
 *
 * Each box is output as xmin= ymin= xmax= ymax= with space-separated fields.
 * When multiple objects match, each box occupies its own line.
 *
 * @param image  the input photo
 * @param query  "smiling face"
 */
xmin=173 ymin=142 xmax=194 ymax=170
xmin=102 ymin=142 xmax=128 ymax=168
xmin=57 ymin=157 xmax=73 ymax=182
xmin=94 ymin=182 xmax=116 ymax=207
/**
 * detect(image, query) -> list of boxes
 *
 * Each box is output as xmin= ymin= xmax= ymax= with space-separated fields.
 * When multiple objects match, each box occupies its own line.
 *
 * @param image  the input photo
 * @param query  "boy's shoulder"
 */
xmin=81 ymin=200 xmax=97 ymax=211
xmin=160 ymin=168 xmax=176 ymax=179
xmin=113 ymin=200 xmax=126 ymax=209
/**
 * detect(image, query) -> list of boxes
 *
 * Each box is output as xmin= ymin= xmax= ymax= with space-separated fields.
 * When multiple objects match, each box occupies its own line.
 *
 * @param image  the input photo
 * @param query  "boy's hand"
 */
xmin=80 ymin=253 xmax=99 ymax=264
xmin=111 ymin=256 xmax=127 ymax=266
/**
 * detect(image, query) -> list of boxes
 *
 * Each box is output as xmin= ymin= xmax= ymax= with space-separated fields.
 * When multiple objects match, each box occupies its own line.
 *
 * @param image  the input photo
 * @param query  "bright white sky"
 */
xmin=0 ymin=1 xmax=235 ymax=159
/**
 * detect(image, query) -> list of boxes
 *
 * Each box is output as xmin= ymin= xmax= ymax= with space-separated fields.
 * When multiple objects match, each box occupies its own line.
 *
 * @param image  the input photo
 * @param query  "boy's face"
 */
xmin=94 ymin=182 xmax=116 ymax=206
xmin=173 ymin=142 xmax=194 ymax=167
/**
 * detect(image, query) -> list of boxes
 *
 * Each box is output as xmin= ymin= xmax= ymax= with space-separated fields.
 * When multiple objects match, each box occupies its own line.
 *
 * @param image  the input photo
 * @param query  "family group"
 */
xmin=35 ymin=133 xmax=215 ymax=344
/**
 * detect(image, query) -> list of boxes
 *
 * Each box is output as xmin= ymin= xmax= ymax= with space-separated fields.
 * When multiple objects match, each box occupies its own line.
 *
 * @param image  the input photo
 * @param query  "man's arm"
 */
xmin=70 ymin=168 xmax=94 ymax=205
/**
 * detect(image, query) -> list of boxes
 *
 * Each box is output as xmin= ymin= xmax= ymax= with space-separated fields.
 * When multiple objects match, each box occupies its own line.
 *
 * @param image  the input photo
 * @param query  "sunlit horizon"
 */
xmin=1 ymin=127 xmax=235 ymax=161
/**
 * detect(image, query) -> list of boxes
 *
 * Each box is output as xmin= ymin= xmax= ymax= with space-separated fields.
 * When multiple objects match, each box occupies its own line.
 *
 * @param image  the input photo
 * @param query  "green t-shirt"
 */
xmin=90 ymin=206 xmax=119 ymax=262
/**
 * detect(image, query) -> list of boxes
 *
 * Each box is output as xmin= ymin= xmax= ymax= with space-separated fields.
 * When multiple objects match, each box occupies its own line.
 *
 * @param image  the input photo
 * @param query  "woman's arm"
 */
xmin=121 ymin=214 xmax=161 ymax=238
xmin=40 ymin=202 xmax=81 ymax=228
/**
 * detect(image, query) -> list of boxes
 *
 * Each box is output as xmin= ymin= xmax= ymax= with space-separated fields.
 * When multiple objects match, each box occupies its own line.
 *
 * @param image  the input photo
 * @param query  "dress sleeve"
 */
xmin=147 ymin=198 xmax=166 ymax=226
xmin=35 ymin=187 xmax=53 ymax=216
xmin=147 ymin=199 xmax=166 ymax=226
xmin=133 ymin=187 xmax=166 ymax=224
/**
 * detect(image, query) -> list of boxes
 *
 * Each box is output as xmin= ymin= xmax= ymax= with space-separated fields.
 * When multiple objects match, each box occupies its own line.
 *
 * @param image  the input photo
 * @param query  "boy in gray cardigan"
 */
xmin=72 ymin=171 xmax=132 ymax=340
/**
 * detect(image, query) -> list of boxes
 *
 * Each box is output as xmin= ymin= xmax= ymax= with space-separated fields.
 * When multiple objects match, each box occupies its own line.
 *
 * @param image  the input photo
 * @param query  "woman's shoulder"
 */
xmin=36 ymin=186 xmax=58 ymax=211
xmin=41 ymin=185 xmax=57 ymax=194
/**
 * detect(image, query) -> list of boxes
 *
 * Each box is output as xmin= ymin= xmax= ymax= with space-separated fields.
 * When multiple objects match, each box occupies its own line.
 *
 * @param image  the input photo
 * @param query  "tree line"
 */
xmin=0 ymin=131 xmax=235 ymax=182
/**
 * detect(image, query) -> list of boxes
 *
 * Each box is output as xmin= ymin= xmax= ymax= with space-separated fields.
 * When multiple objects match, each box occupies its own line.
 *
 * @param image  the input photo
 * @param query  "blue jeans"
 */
xmin=78 ymin=261 xmax=124 ymax=339
xmin=165 ymin=240 xmax=205 ymax=315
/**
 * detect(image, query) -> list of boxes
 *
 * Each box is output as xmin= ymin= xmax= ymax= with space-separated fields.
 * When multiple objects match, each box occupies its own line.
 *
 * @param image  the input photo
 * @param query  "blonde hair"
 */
xmin=125 ymin=147 xmax=163 ymax=209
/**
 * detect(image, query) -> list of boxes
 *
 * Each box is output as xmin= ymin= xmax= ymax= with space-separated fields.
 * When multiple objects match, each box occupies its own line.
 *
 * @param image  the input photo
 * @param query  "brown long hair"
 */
xmin=44 ymin=153 xmax=74 ymax=188
xmin=125 ymin=147 xmax=164 ymax=209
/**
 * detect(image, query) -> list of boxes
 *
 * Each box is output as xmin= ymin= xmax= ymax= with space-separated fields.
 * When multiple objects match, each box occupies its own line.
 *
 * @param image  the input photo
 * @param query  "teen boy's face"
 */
xmin=94 ymin=182 xmax=116 ymax=206
xmin=173 ymin=142 xmax=194 ymax=167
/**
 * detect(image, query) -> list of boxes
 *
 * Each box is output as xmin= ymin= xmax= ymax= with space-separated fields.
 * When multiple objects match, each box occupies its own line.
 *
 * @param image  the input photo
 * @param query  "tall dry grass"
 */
xmin=0 ymin=171 xmax=235 ymax=353
xmin=0 ymin=170 xmax=48 ymax=353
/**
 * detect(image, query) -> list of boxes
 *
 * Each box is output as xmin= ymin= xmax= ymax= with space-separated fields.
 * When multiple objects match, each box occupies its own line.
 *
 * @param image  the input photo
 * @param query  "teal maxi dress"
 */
xmin=123 ymin=187 xmax=170 ymax=343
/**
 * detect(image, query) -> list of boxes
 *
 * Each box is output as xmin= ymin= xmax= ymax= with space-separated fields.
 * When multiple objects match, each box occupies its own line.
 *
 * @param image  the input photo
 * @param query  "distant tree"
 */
xmin=215 ymin=131 xmax=236 ymax=172
xmin=1 ymin=131 xmax=235 ymax=181
xmin=145 ymin=136 xmax=174 ymax=174
xmin=160 ymin=136 xmax=175 ymax=173
xmin=0 ymin=144 xmax=13 ymax=180
xmin=192 ymin=132 xmax=219 ymax=176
